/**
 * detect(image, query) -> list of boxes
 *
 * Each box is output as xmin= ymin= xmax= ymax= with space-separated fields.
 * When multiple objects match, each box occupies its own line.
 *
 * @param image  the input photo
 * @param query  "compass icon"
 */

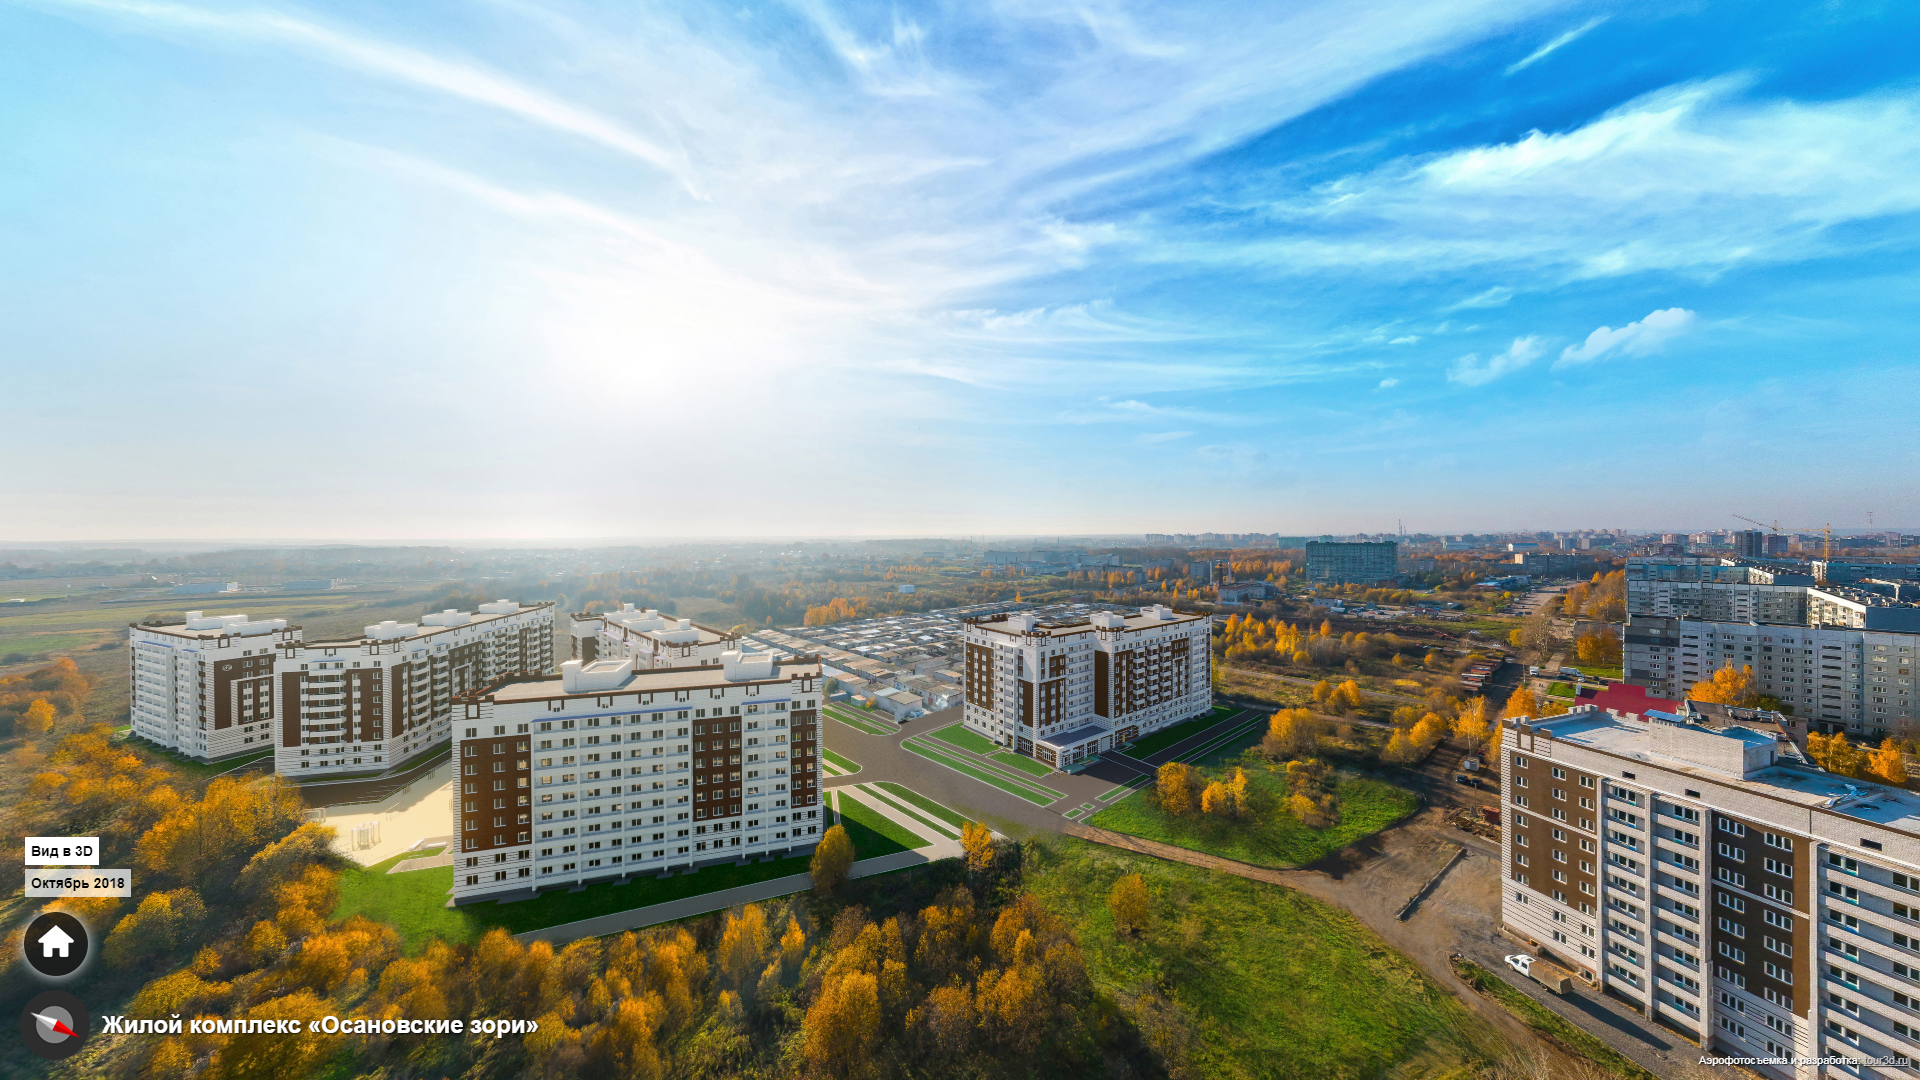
xmin=21 ymin=990 xmax=89 ymax=1061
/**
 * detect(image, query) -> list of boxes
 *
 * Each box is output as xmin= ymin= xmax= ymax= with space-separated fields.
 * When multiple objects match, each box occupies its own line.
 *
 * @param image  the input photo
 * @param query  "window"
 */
xmin=1829 ymin=854 xmax=1860 ymax=874
xmin=1718 ymin=891 xmax=1746 ymax=913
xmin=1719 ymin=818 xmax=1747 ymax=837
xmin=1718 ymin=917 xmax=1746 ymax=938
xmin=1764 ymin=909 xmax=1793 ymax=931
xmin=1763 ymin=832 xmax=1792 ymax=851
xmin=1717 ymin=842 xmax=1745 ymax=862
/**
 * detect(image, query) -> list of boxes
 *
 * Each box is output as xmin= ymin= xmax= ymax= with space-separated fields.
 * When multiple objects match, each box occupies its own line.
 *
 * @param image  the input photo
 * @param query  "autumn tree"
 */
xmin=804 ymin=969 xmax=882 ymax=1075
xmin=1689 ymin=664 xmax=1756 ymax=707
xmin=1870 ymin=739 xmax=1910 ymax=787
xmin=1503 ymin=684 xmax=1539 ymax=720
xmin=22 ymin=698 xmax=56 ymax=733
xmin=1108 ymin=874 xmax=1150 ymax=937
xmin=1155 ymin=762 xmax=1198 ymax=816
xmin=961 ymin=821 xmax=996 ymax=875
xmin=811 ymin=825 xmax=856 ymax=894
xmin=1809 ymin=732 xmax=1868 ymax=778
xmin=1265 ymin=708 xmax=1327 ymax=758
xmin=1452 ymin=696 xmax=1491 ymax=746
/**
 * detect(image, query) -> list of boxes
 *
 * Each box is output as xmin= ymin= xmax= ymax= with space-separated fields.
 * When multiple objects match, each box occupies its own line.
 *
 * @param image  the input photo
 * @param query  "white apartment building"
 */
xmin=569 ymin=605 xmax=741 ymax=668
xmin=961 ymin=604 xmax=1212 ymax=768
xmin=274 ymin=600 xmax=555 ymax=776
xmin=1627 ymin=619 xmax=1919 ymax=740
xmin=128 ymin=611 xmax=297 ymax=760
xmin=1501 ymin=704 xmax=1920 ymax=1078
xmin=448 ymin=650 xmax=825 ymax=904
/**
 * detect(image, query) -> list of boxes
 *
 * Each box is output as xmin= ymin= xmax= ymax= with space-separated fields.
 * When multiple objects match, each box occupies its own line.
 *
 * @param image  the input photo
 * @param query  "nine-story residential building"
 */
xmin=448 ymin=648 xmax=825 ymax=904
xmin=1500 ymin=703 xmax=1920 ymax=1078
xmin=960 ymin=604 xmax=1212 ymax=768
xmin=129 ymin=611 xmax=298 ymax=761
xmin=275 ymin=600 xmax=555 ymax=776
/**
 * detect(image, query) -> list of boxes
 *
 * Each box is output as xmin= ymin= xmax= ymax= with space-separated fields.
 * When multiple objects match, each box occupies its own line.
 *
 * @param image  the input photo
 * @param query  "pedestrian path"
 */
xmin=845 ymin=781 xmax=962 ymax=841
xmin=899 ymin=725 xmax=1068 ymax=806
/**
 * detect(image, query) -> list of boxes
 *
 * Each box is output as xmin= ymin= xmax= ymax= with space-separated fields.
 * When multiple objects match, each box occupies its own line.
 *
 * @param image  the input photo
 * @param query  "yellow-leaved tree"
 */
xmin=1869 ymin=738 xmax=1909 ymax=787
xmin=1108 ymin=874 xmax=1150 ymax=937
xmin=810 ymin=824 xmax=855 ymax=894
xmin=1689 ymin=664 xmax=1756 ymax=706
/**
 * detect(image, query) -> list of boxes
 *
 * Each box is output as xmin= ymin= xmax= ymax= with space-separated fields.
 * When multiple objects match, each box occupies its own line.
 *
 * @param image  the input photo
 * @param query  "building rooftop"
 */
xmin=965 ymin=604 xmax=1207 ymax=637
xmin=134 ymin=610 xmax=291 ymax=639
xmin=1514 ymin=706 xmax=1920 ymax=834
xmin=475 ymin=656 xmax=821 ymax=703
xmin=302 ymin=601 xmax=548 ymax=646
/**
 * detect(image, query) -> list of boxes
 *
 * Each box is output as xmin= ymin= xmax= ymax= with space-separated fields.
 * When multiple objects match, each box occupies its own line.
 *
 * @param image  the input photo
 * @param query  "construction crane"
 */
xmin=1731 ymin=515 xmax=1835 ymax=560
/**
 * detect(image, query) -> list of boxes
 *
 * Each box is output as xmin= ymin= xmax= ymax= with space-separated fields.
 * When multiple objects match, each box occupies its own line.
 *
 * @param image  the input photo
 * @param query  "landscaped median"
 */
xmin=1117 ymin=702 xmax=1244 ymax=760
xmin=823 ymin=701 xmax=898 ymax=736
xmin=1449 ymin=955 xmax=1659 ymax=1080
xmin=902 ymin=723 xmax=1067 ymax=805
xmin=821 ymin=747 xmax=861 ymax=776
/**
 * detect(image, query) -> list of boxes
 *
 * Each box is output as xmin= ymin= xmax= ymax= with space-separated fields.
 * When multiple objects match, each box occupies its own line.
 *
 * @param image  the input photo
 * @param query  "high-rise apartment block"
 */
xmin=960 ymin=605 xmax=1211 ymax=768
xmin=448 ymin=650 xmax=825 ymax=904
xmin=127 ymin=601 xmax=555 ymax=771
xmin=1304 ymin=540 xmax=1399 ymax=585
xmin=129 ymin=611 xmax=298 ymax=760
xmin=1624 ymin=557 xmax=1920 ymax=739
xmin=1500 ymin=703 xmax=1920 ymax=1076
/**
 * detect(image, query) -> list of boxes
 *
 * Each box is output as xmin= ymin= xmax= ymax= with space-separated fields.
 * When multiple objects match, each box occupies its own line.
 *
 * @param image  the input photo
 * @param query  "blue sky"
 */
xmin=3 ymin=0 xmax=1918 ymax=539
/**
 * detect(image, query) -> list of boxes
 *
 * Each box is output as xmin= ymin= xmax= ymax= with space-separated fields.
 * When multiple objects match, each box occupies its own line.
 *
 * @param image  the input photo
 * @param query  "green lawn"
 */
xmin=1028 ymin=837 xmax=1508 ymax=1079
xmin=821 ymin=748 xmax=861 ymax=774
xmin=1089 ymin=771 xmax=1419 ymax=869
xmin=876 ymin=782 xmax=972 ymax=830
xmin=1546 ymin=682 xmax=1576 ymax=699
xmin=1450 ymin=957 xmax=1658 ymax=1080
xmin=990 ymin=750 xmax=1054 ymax=777
xmin=901 ymin=737 xmax=1058 ymax=806
xmin=833 ymin=791 xmax=927 ymax=853
xmin=927 ymin=721 xmax=997 ymax=753
xmin=333 ymin=849 xmax=817 ymax=951
xmin=1120 ymin=704 xmax=1241 ymax=759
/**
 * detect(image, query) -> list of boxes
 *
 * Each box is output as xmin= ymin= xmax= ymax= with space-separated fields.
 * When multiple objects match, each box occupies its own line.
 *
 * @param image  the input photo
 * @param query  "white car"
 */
xmin=1504 ymin=953 xmax=1535 ymax=977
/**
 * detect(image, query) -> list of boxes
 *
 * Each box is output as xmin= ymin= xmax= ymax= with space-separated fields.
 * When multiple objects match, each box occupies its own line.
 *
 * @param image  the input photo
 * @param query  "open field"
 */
xmin=1089 ymin=771 xmax=1420 ymax=869
xmin=1028 ymin=837 xmax=1510 ymax=1079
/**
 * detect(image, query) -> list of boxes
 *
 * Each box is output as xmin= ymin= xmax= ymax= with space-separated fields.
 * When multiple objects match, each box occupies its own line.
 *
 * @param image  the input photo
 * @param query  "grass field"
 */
xmin=333 ymin=849 xmax=818 ymax=951
xmin=1547 ymin=681 xmax=1576 ymax=698
xmin=989 ymin=750 xmax=1053 ymax=777
xmin=1177 ymin=715 xmax=1271 ymax=769
xmin=1089 ymin=771 xmax=1419 ymax=869
xmin=876 ymin=782 xmax=971 ymax=830
xmin=821 ymin=748 xmax=861 ymax=774
xmin=1119 ymin=704 xmax=1243 ymax=759
xmin=901 ymin=736 xmax=1059 ymax=805
xmin=1451 ymin=957 xmax=1658 ymax=1080
xmin=927 ymin=721 xmax=997 ymax=753
xmin=1028 ymin=837 xmax=1509 ymax=1079
xmin=833 ymin=790 xmax=927 ymax=853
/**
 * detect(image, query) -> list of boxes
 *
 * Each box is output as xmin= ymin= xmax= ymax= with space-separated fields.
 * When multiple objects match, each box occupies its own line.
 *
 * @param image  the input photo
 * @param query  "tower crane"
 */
xmin=1731 ymin=516 xmax=1834 ymax=561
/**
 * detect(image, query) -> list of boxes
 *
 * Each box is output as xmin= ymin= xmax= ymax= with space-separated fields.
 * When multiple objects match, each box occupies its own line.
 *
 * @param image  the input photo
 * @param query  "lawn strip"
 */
xmin=874 ymin=783 xmax=972 ymax=830
xmin=1449 ymin=957 xmax=1659 ymax=1080
xmin=821 ymin=748 xmax=861 ymax=774
xmin=927 ymin=721 xmax=998 ymax=753
xmin=857 ymin=783 xmax=959 ymax=840
xmin=834 ymin=790 xmax=928 ymax=851
xmin=989 ymin=750 xmax=1055 ymax=778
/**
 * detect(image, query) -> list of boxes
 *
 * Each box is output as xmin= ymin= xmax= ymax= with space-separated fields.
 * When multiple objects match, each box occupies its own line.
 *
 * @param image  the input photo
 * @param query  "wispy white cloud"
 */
xmin=1388 ymin=336 xmax=1420 ymax=345
xmin=1204 ymin=78 xmax=1920 ymax=282
xmin=1135 ymin=430 xmax=1195 ymax=444
xmin=1557 ymin=307 xmax=1698 ymax=366
xmin=1447 ymin=286 xmax=1513 ymax=310
xmin=1377 ymin=378 xmax=1400 ymax=389
xmin=45 ymin=0 xmax=694 ymax=187
xmin=1448 ymin=336 xmax=1543 ymax=386
xmin=1504 ymin=17 xmax=1606 ymax=76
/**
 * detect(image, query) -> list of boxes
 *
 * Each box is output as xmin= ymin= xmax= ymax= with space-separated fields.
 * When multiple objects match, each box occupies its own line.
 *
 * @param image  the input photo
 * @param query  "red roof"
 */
xmin=1582 ymin=682 xmax=1679 ymax=718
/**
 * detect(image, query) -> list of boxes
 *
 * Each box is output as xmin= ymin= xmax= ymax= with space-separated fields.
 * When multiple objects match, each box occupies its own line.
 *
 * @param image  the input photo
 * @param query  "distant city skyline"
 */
xmin=3 ymin=0 xmax=1917 ymax=538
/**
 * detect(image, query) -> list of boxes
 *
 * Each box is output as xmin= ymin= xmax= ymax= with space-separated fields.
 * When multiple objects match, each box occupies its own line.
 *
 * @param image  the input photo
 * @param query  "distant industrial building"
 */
xmin=1304 ymin=541 xmax=1398 ymax=585
xmin=173 ymin=581 xmax=239 ymax=595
